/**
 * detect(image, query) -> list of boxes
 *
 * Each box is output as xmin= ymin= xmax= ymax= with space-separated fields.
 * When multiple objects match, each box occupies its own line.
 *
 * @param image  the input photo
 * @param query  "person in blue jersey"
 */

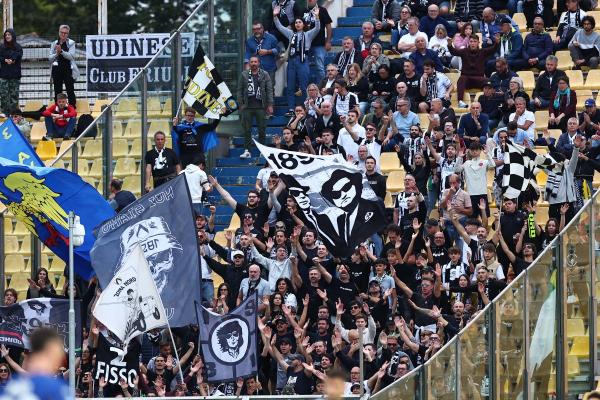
xmin=0 ymin=327 xmax=71 ymax=400
xmin=171 ymin=107 xmax=219 ymax=168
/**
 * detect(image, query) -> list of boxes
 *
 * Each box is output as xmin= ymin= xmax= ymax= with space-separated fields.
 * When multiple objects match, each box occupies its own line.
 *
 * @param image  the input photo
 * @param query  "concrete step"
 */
xmin=337 ymin=16 xmax=367 ymax=27
xmin=228 ymin=148 xmax=261 ymax=157
xmin=212 ymin=166 xmax=261 ymax=177
xmin=214 ymin=175 xmax=257 ymax=185
xmin=353 ymin=0 xmax=373 ymax=6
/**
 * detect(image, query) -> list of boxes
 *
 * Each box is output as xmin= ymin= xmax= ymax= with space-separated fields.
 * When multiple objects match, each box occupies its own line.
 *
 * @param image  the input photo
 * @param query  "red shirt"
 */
xmin=42 ymin=104 xmax=77 ymax=127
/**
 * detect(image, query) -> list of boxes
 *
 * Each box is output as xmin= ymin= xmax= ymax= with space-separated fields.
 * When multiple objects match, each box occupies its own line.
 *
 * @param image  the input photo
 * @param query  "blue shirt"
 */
xmin=458 ymin=113 xmax=490 ymax=138
xmin=409 ymin=49 xmax=444 ymax=75
xmin=0 ymin=375 xmax=71 ymax=399
xmin=393 ymin=110 xmax=420 ymax=140
xmin=492 ymin=127 xmax=534 ymax=147
xmin=244 ymin=32 xmax=279 ymax=72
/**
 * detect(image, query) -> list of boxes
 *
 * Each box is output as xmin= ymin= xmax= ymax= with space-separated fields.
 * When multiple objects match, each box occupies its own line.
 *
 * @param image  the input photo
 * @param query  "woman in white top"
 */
xmin=428 ymin=24 xmax=451 ymax=67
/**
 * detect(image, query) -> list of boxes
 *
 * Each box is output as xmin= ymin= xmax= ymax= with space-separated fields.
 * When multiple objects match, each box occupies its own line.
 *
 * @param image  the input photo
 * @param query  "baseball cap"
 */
xmin=585 ymin=98 xmax=596 ymax=107
xmin=270 ymin=171 xmax=279 ymax=177
xmin=231 ymin=249 xmax=244 ymax=260
xmin=275 ymin=221 xmax=286 ymax=231
xmin=482 ymin=81 xmax=493 ymax=88
xmin=386 ymin=316 xmax=395 ymax=325
xmin=288 ymin=353 xmax=306 ymax=363
xmin=425 ymin=218 xmax=439 ymax=227
xmin=274 ymin=316 xmax=288 ymax=325
xmin=500 ymin=16 xmax=512 ymax=24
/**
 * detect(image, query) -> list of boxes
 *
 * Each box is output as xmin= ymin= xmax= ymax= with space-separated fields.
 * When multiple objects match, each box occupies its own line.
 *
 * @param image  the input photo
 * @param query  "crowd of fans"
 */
xmin=2 ymin=0 xmax=600 ymax=398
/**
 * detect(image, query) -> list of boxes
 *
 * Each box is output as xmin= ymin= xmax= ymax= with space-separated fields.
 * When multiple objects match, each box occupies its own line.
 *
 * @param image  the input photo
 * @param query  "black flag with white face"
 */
xmin=255 ymin=141 xmax=386 ymax=257
xmin=91 ymin=174 xmax=201 ymax=327
xmin=196 ymin=294 xmax=258 ymax=383
xmin=182 ymin=43 xmax=238 ymax=119
xmin=0 ymin=298 xmax=80 ymax=350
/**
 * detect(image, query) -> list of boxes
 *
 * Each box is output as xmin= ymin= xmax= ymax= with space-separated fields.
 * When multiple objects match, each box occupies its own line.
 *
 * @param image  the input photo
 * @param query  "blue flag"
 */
xmin=0 ymin=119 xmax=43 ymax=166
xmin=90 ymin=174 xmax=201 ymax=327
xmin=0 ymin=158 xmax=116 ymax=279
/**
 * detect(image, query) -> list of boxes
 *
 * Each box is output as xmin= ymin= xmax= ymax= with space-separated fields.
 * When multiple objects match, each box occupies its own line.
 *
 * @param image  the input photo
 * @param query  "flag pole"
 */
xmin=166 ymin=324 xmax=185 ymax=384
xmin=68 ymin=211 xmax=76 ymax=398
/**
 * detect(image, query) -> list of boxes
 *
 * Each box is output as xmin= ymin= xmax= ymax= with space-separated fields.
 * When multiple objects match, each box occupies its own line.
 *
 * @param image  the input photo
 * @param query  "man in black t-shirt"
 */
xmin=297 ymin=0 xmax=333 ymax=84
xmin=397 ymin=59 xmax=423 ymax=104
xmin=209 ymin=176 xmax=271 ymax=228
xmin=144 ymin=131 xmax=181 ymax=191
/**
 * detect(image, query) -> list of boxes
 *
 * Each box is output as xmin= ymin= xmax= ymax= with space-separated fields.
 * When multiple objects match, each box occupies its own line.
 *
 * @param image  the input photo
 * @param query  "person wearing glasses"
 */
xmin=0 ymin=363 xmax=10 ymax=388
xmin=48 ymin=25 xmax=78 ymax=106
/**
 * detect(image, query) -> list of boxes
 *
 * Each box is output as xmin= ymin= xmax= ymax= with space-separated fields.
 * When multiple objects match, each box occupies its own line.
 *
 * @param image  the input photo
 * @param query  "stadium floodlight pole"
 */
xmin=68 ymin=212 xmax=85 ymax=398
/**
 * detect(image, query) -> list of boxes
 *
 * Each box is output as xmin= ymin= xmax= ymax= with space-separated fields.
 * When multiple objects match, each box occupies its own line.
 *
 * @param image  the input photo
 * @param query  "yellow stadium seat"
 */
xmin=19 ymin=235 xmax=31 ymax=256
xmin=98 ymin=121 xmax=122 ymax=138
xmin=35 ymin=140 xmax=57 ymax=161
xmin=227 ymin=213 xmax=240 ymax=231
xmin=576 ymin=90 xmax=594 ymax=111
xmin=129 ymin=138 xmax=142 ymax=157
xmin=8 ymin=273 xmax=31 ymax=292
xmin=380 ymin=152 xmax=400 ymax=174
xmin=4 ymin=217 xmax=13 ymax=234
xmin=88 ymin=158 xmax=103 ymax=178
xmin=115 ymin=98 xmax=139 ymax=119
xmin=23 ymin=100 xmax=43 ymax=113
xmin=113 ymin=158 xmax=137 ymax=177
xmin=40 ymin=254 xmax=50 ymax=270
xmin=80 ymin=139 xmax=103 ymax=159
xmin=535 ymin=111 xmax=549 ymax=131
xmin=569 ymin=336 xmax=589 ymax=358
xmin=567 ymin=355 xmax=580 ymax=376
xmin=587 ymin=10 xmax=600 ymax=22
xmin=56 ymin=139 xmax=80 ymax=161
xmin=567 ymin=318 xmax=586 ymax=337
xmin=594 ymin=170 xmax=600 ymax=189
xmin=384 ymin=191 xmax=394 ymax=208
xmin=446 ymin=72 xmax=460 ymax=87
xmin=584 ymin=69 xmax=600 ymax=89
xmin=556 ymin=50 xmax=574 ymax=70
xmin=548 ymin=129 xmax=562 ymax=140
xmin=387 ymin=170 xmax=406 ymax=192
xmin=29 ymin=122 xmax=46 ymax=142
xmin=535 ymin=203 xmax=549 ymax=226
xmin=149 ymin=120 xmax=170 ymax=136
xmin=112 ymin=138 xmax=130 ymax=158
xmin=76 ymin=99 xmax=91 ymax=114
xmin=213 ymin=231 xmax=228 ymax=248
xmin=512 ymin=13 xmax=527 ymax=31
xmin=91 ymin=99 xmax=112 ymax=118
xmin=122 ymin=175 xmax=141 ymax=197
xmin=451 ymin=92 xmax=471 ymax=108
xmin=49 ymin=257 xmax=66 ymax=273
xmin=13 ymin=221 xmax=29 ymax=236
xmin=565 ymin=70 xmax=584 ymax=90
xmin=536 ymin=170 xmax=548 ymax=187
xmin=519 ymin=70 xmax=535 ymax=92
xmin=418 ymin=113 xmax=430 ymax=130
xmin=147 ymin=97 xmax=163 ymax=118
xmin=161 ymin=98 xmax=173 ymax=117
xmin=4 ymin=254 xmax=26 ymax=273
xmin=122 ymin=119 xmax=142 ymax=139
xmin=4 ymin=236 xmax=19 ymax=254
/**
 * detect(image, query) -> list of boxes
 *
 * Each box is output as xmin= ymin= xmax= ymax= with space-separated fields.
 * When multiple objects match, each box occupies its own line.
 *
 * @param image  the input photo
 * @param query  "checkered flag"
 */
xmin=502 ymin=140 xmax=565 ymax=199
xmin=182 ymin=44 xmax=238 ymax=119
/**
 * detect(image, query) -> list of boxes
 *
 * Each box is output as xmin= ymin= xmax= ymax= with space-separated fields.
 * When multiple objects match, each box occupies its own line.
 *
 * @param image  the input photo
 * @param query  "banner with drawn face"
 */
xmin=91 ymin=175 xmax=201 ymax=327
xmin=255 ymin=142 xmax=386 ymax=257
xmin=0 ymin=299 xmax=80 ymax=350
xmin=197 ymin=295 xmax=258 ymax=383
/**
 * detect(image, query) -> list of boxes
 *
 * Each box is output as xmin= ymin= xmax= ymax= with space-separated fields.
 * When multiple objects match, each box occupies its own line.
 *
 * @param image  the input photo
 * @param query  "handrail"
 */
xmin=48 ymin=0 xmax=209 ymax=167
xmin=372 ymin=191 xmax=599 ymax=399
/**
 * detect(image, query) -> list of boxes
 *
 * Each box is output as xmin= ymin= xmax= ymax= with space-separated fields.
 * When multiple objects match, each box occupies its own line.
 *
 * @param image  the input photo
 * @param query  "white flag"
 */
xmin=93 ymin=243 xmax=167 ymax=345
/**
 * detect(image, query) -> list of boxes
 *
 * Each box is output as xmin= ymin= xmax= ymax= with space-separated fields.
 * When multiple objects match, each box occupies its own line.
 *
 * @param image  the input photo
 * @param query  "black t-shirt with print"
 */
xmin=145 ymin=147 xmax=179 ymax=178
xmin=297 ymin=6 xmax=333 ymax=47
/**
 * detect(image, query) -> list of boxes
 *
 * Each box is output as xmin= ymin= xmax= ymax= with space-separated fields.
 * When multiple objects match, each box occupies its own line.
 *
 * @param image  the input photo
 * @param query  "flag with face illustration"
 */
xmin=90 ymin=174 xmax=201 ymax=327
xmin=255 ymin=141 xmax=385 ymax=257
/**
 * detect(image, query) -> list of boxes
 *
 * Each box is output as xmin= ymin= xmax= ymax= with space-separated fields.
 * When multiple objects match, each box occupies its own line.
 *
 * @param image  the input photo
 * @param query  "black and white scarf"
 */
xmin=425 ymin=73 xmax=439 ymax=102
xmin=560 ymin=9 xmax=582 ymax=39
xmin=290 ymin=31 xmax=307 ymax=62
xmin=337 ymin=49 xmax=356 ymax=76
xmin=247 ymin=72 xmax=262 ymax=100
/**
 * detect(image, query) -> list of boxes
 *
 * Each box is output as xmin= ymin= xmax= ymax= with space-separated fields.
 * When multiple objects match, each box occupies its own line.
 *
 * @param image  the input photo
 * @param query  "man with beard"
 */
xmin=451 ymin=266 xmax=506 ymax=309
xmin=171 ymin=108 xmax=218 ymax=168
xmin=209 ymin=175 xmax=271 ymax=227
xmin=244 ymin=22 xmax=279 ymax=84
xmin=202 ymin=248 xmax=249 ymax=302
xmin=337 ymin=110 xmax=365 ymax=159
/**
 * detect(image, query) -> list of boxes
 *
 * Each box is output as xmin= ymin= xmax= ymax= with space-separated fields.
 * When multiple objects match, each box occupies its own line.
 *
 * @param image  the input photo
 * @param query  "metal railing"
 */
xmin=373 ymin=193 xmax=600 ymax=400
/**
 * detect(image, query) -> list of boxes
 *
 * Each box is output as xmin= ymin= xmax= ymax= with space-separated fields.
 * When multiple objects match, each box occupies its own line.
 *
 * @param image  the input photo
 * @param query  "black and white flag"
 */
xmin=256 ymin=141 xmax=386 ymax=257
xmin=502 ymin=140 xmax=563 ymax=199
xmin=91 ymin=174 xmax=201 ymax=327
xmin=93 ymin=243 xmax=168 ymax=346
xmin=0 ymin=298 xmax=80 ymax=350
xmin=94 ymin=334 xmax=140 ymax=396
xmin=182 ymin=43 xmax=237 ymax=119
xmin=196 ymin=294 xmax=258 ymax=383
